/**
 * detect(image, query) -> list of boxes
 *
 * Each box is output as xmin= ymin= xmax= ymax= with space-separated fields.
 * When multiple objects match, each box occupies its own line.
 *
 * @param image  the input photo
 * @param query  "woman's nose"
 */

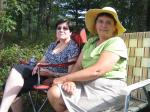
xmin=101 ymin=23 xmax=107 ymax=28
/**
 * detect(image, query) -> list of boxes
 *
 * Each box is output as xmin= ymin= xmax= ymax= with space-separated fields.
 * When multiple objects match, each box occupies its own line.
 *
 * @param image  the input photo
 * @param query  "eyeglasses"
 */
xmin=57 ymin=26 xmax=69 ymax=31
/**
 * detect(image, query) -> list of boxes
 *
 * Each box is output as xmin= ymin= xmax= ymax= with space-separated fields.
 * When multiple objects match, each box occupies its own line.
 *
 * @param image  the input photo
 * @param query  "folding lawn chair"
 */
xmin=119 ymin=32 xmax=150 ymax=112
xmin=27 ymin=28 xmax=87 ymax=112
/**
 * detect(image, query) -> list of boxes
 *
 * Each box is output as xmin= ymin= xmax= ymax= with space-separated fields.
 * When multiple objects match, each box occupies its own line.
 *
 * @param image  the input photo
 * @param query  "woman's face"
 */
xmin=56 ymin=22 xmax=72 ymax=41
xmin=95 ymin=15 xmax=116 ymax=38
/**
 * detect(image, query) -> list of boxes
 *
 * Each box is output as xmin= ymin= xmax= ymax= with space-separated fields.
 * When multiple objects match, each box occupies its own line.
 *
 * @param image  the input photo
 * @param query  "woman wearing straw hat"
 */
xmin=47 ymin=7 xmax=128 ymax=112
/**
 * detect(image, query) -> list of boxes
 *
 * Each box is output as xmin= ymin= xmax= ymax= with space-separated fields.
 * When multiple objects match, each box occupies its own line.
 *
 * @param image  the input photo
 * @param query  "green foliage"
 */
xmin=0 ymin=65 xmax=10 ymax=87
xmin=5 ymin=0 xmax=24 ymax=16
xmin=0 ymin=44 xmax=44 ymax=66
xmin=0 ymin=44 xmax=21 ymax=65
xmin=0 ymin=43 xmax=45 ymax=87
xmin=0 ymin=13 xmax=16 ymax=42
xmin=0 ymin=15 xmax=16 ymax=33
xmin=1 ymin=0 xmax=149 ymax=41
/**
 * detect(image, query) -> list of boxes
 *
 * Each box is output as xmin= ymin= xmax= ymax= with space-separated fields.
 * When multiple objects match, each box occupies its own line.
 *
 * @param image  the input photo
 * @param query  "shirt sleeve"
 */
xmin=103 ymin=37 xmax=128 ymax=59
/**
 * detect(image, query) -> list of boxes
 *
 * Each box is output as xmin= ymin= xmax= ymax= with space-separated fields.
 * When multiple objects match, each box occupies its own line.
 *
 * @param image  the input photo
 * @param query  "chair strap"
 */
xmin=37 ymin=61 xmax=76 ymax=67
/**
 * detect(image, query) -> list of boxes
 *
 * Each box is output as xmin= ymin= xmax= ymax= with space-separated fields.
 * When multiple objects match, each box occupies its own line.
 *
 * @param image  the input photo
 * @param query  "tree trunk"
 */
xmin=27 ymin=10 xmax=33 ymax=40
xmin=36 ymin=0 xmax=48 ymax=39
xmin=0 ymin=0 xmax=4 ymax=10
xmin=139 ymin=0 xmax=148 ymax=31
xmin=0 ymin=32 xmax=4 ymax=42
xmin=73 ymin=0 xmax=79 ymax=27
xmin=146 ymin=0 xmax=150 ymax=31
xmin=0 ymin=32 xmax=4 ymax=49
xmin=46 ymin=1 xmax=52 ymax=33
xmin=36 ymin=0 xmax=42 ymax=39
xmin=16 ymin=11 xmax=22 ymax=39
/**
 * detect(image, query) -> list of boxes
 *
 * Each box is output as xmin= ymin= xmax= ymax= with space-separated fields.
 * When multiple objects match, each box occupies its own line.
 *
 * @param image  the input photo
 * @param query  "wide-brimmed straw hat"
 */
xmin=85 ymin=7 xmax=126 ymax=36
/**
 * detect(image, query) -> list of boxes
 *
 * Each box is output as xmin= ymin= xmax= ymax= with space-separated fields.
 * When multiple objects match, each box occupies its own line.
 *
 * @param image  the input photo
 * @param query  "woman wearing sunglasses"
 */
xmin=0 ymin=19 xmax=80 ymax=112
xmin=48 ymin=7 xmax=128 ymax=112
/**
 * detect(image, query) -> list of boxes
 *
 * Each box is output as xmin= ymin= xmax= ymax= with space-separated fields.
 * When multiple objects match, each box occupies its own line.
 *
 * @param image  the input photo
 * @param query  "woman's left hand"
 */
xmin=40 ymin=68 xmax=54 ymax=77
xmin=62 ymin=81 xmax=76 ymax=95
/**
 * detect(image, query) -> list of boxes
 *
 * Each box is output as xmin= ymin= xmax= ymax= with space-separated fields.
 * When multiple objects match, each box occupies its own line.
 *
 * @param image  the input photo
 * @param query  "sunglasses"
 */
xmin=57 ymin=26 xmax=69 ymax=31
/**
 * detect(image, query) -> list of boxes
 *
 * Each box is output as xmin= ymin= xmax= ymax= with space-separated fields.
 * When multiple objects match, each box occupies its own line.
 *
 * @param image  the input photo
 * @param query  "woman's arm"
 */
xmin=53 ymin=51 xmax=120 ymax=84
xmin=68 ymin=51 xmax=83 ymax=73
xmin=36 ymin=54 xmax=81 ymax=77
xmin=44 ymin=52 xmax=83 ymax=77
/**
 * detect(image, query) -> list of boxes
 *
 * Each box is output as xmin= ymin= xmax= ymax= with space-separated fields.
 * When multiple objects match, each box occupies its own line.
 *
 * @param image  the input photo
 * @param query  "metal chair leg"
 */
xmin=37 ymin=97 xmax=48 ymax=112
xmin=28 ymin=91 xmax=37 ymax=112
xmin=124 ymin=95 xmax=130 ymax=112
xmin=28 ymin=90 xmax=48 ymax=112
xmin=143 ymin=87 xmax=150 ymax=108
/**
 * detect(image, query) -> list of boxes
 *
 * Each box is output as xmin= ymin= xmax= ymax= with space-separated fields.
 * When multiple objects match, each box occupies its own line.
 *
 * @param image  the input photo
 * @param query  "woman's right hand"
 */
xmin=62 ymin=81 xmax=76 ymax=95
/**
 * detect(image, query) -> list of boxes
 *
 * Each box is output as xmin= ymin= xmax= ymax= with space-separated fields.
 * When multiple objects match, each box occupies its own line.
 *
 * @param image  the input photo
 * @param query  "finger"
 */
xmin=62 ymin=83 xmax=75 ymax=95
xmin=68 ymin=86 xmax=72 ymax=94
xmin=32 ymin=67 xmax=37 ymax=75
xmin=68 ymin=85 xmax=75 ymax=95
xmin=32 ymin=70 xmax=36 ymax=75
xmin=62 ymin=83 xmax=68 ymax=92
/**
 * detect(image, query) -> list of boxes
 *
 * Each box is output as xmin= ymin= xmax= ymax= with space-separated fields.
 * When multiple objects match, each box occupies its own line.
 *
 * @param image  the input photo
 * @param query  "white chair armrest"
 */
xmin=120 ymin=79 xmax=150 ymax=96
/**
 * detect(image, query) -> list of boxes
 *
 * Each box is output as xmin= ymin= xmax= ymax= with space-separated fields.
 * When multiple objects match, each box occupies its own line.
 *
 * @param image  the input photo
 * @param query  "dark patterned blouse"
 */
xmin=44 ymin=39 xmax=80 ymax=73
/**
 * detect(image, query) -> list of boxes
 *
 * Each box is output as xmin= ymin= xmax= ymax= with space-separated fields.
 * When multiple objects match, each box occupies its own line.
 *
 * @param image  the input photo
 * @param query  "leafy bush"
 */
xmin=0 ymin=44 xmax=45 ymax=88
xmin=0 ymin=15 xmax=16 ymax=42
xmin=0 ymin=28 xmax=55 ymax=91
xmin=0 ymin=65 xmax=10 ymax=88
xmin=0 ymin=15 xmax=16 ymax=33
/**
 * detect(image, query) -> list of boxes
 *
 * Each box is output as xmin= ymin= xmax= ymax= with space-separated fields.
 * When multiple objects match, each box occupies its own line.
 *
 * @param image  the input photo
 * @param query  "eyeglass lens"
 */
xmin=57 ymin=26 xmax=69 ymax=30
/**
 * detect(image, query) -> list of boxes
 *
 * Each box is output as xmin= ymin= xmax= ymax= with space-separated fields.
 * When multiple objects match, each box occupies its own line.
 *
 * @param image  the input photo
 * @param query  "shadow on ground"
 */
xmin=1 ymin=92 xmax=150 ymax=112
xmin=0 ymin=92 xmax=55 ymax=112
xmin=139 ymin=106 xmax=150 ymax=112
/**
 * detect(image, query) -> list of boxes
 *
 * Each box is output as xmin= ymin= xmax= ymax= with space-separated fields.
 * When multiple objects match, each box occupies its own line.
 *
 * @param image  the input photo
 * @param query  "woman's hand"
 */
xmin=53 ymin=76 xmax=67 ymax=85
xmin=32 ymin=64 xmax=54 ymax=77
xmin=32 ymin=65 xmax=38 ymax=75
xmin=39 ymin=68 xmax=54 ymax=77
xmin=32 ymin=63 xmax=42 ymax=75
xmin=62 ymin=81 xmax=76 ymax=95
